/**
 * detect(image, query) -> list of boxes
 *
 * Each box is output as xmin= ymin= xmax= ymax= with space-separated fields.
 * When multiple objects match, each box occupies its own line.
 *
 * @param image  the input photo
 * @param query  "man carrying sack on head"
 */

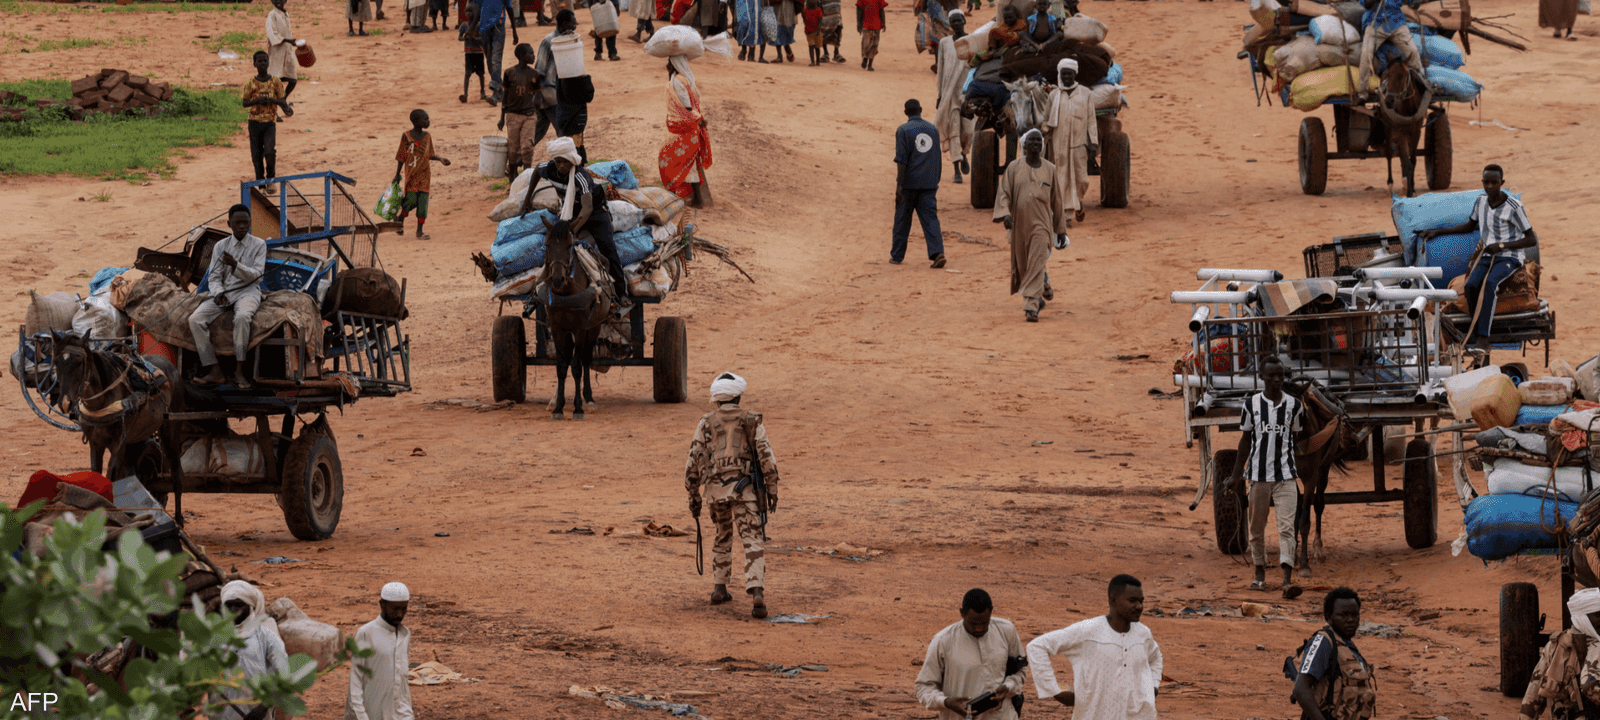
xmin=684 ymin=372 xmax=781 ymax=619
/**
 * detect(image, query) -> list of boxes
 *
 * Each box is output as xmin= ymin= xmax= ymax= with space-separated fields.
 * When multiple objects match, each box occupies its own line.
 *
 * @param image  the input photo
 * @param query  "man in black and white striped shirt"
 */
xmin=1230 ymin=356 xmax=1307 ymax=599
xmin=1419 ymin=164 xmax=1539 ymax=357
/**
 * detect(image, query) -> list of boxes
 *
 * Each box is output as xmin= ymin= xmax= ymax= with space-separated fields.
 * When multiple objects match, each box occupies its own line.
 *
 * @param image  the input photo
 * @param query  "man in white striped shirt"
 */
xmin=1230 ymin=356 xmax=1306 ymax=599
xmin=1419 ymin=164 xmax=1539 ymax=357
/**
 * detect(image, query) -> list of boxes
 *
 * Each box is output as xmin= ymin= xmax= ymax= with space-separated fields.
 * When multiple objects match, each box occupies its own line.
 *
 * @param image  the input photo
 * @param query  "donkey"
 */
xmin=1285 ymin=375 xmax=1362 ymax=576
xmin=538 ymin=215 xmax=612 ymax=420
xmin=49 ymin=331 xmax=177 ymax=479
xmin=1376 ymin=62 xmax=1433 ymax=198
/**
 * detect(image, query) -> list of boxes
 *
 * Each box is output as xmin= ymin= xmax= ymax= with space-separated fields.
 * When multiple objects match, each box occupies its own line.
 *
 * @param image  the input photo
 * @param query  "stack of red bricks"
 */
xmin=69 ymin=68 xmax=175 ymax=114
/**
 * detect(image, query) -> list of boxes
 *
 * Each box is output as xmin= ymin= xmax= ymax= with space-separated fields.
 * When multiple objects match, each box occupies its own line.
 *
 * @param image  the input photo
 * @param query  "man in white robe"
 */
xmin=913 ymin=588 xmax=1027 ymax=719
xmin=1043 ymin=57 xmax=1097 ymax=224
xmin=934 ymin=10 xmax=972 ymax=183
xmin=213 ymin=581 xmax=289 ymax=720
xmin=1027 ymin=574 xmax=1163 ymax=720
xmin=345 ymin=582 xmax=413 ymax=720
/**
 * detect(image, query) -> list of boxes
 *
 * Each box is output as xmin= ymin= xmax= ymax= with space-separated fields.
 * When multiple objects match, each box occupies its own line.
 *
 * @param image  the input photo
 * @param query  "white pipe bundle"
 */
xmin=1196 ymin=269 xmax=1282 ymax=283
xmin=1371 ymin=287 xmax=1458 ymax=303
xmin=1405 ymin=296 xmax=1428 ymax=320
xmin=1355 ymin=267 xmax=1443 ymax=280
xmin=1171 ymin=290 xmax=1254 ymax=304
xmin=1189 ymin=305 xmax=1212 ymax=332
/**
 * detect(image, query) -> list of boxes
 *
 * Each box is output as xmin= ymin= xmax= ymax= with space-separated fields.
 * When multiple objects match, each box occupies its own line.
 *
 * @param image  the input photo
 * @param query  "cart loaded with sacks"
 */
xmin=14 ymin=172 xmax=412 ymax=541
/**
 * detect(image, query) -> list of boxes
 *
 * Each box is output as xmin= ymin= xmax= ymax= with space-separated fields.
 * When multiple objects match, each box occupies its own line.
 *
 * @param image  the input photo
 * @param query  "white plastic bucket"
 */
xmin=589 ymin=1 xmax=620 ymax=38
xmin=479 ymin=135 xmax=508 ymax=178
xmin=552 ymin=34 xmax=586 ymax=78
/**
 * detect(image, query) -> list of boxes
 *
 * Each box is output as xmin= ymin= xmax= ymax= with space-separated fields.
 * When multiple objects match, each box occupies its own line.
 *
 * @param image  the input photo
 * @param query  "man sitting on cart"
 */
xmin=1417 ymin=164 xmax=1539 ymax=362
xmin=1356 ymin=0 xmax=1424 ymax=99
xmin=189 ymin=204 xmax=267 ymax=390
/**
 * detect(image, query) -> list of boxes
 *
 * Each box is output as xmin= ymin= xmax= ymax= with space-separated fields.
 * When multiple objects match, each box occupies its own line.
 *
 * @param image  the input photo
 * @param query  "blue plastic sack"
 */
xmin=89 ymin=267 xmax=128 ymax=296
xmin=1515 ymin=404 xmax=1572 ymax=427
xmin=1391 ymin=190 xmax=1521 ymax=286
xmin=492 ymin=210 xmax=556 ymax=276
xmin=962 ymin=68 xmax=974 ymax=93
xmin=1421 ymin=34 xmax=1464 ymax=69
xmin=1105 ymin=63 xmax=1123 ymax=85
xmin=586 ymin=160 xmax=639 ymax=191
xmin=1428 ymin=65 xmax=1481 ymax=102
xmin=614 ymin=226 xmax=656 ymax=267
xmin=1465 ymin=494 xmax=1578 ymax=561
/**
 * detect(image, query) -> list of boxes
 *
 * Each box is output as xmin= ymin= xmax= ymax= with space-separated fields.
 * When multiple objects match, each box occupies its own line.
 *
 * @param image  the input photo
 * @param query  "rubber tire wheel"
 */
xmin=280 ymin=433 xmax=343 ymax=541
xmin=1100 ymin=131 xmax=1131 ymax=209
xmin=1500 ymin=582 xmax=1541 ymax=697
xmin=1425 ymin=111 xmax=1453 ymax=191
xmin=1402 ymin=439 xmax=1438 ymax=549
xmin=970 ymin=127 xmax=999 ymax=210
xmin=1211 ymin=449 xmax=1249 ymax=555
xmin=1299 ymin=117 xmax=1329 ymax=196
xmin=652 ymin=316 xmax=688 ymax=404
xmin=491 ymin=315 xmax=526 ymax=404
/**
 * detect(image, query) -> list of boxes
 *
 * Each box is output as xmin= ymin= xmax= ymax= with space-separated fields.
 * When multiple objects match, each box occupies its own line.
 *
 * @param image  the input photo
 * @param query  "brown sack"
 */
xmin=1446 ymin=262 xmax=1540 ymax=315
xmin=322 ymin=267 xmax=408 ymax=320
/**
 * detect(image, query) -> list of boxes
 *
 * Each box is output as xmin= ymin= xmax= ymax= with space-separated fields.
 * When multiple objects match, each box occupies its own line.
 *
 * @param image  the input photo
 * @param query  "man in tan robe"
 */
xmin=913 ymin=588 xmax=1027 ymax=720
xmin=934 ymin=11 xmax=972 ymax=183
xmin=1043 ymin=57 xmax=1096 ymax=224
xmin=993 ymin=129 xmax=1068 ymax=322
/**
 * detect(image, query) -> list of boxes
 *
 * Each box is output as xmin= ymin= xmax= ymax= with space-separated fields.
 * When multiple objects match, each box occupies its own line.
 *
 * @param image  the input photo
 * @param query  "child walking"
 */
xmin=243 ymin=51 xmax=293 ymax=184
xmin=803 ymin=0 xmax=823 ymax=65
xmin=459 ymin=5 xmax=488 ymax=103
xmin=393 ymin=109 xmax=451 ymax=239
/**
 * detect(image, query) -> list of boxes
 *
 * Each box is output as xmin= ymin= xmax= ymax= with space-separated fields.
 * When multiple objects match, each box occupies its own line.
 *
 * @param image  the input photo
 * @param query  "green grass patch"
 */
xmin=366 ymin=28 xmax=388 ymax=35
xmin=0 ymin=79 xmax=245 ymax=181
xmin=199 ymin=30 xmax=260 ymax=54
xmin=34 ymin=36 xmax=112 ymax=51
xmin=0 ymin=0 xmax=251 ymax=13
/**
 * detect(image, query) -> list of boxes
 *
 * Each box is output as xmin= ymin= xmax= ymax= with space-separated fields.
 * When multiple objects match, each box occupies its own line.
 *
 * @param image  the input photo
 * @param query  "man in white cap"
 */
xmin=1043 ymin=57 xmax=1097 ymax=226
xmin=1519 ymin=587 xmax=1600 ymax=719
xmin=685 ymin=371 xmax=782 ymax=618
xmin=346 ymin=582 xmax=413 ymax=720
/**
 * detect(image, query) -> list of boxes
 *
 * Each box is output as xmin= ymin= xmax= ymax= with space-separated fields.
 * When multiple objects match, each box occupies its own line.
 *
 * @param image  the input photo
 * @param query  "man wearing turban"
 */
xmin=1519 ymin=588 xmax=1600 ymax=719
xmin=684 ymin=372 xmax=782 ymax=618
xmin=1043 ymin=57 xmax=1097 ymax=226
xmin=213 ymin=581 xmax=289 ymax=720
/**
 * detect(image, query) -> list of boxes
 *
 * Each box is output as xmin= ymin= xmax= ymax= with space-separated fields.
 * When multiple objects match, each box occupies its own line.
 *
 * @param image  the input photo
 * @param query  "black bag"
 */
xmin=321 ymin=267 xmax=408 ymax=320
xmin=557 ymin=75 xmax=596 ymax=105
xmin=967 ymin=691 xmax=1000 ymax=716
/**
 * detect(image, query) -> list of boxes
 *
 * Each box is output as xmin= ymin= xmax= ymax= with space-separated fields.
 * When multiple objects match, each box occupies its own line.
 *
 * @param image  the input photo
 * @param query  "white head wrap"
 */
xmin=545 ymin=137 xmax=584 ymax=222
xmin=670 ymin=55 xmax=697 ymax=93
xmin=949 ymin=8 xmax=964 ymax=20
xmin=1021 ymin=128 xmax=1045 ymax=147
xmin=381 ymin=581 xmax=411 ymax=602
xmin=220 ymin=580 xmax=267 ymax=636
xmin=1057 ymin=58 xmax=1078 ymax=73
xmin=710 ymin=372 xmax=746 ymax=402
xmin=1571 ymin=588 xmax=1600 ymax=640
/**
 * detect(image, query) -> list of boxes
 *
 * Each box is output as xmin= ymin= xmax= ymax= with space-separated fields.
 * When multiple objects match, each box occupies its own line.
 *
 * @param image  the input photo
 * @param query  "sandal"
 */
xmin=1248 ymin=580 xmax=1267 ymax=591
xmin=1282 ymin=583 xmax=1303 ymax=600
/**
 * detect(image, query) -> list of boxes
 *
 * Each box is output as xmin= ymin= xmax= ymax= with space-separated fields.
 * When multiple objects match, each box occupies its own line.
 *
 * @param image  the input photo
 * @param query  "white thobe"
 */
xmin=211 ymin=620 xmax=289 ymax=720
xmin=344 ymin=618 xmax=413 ymax=720
xmin=1027 ymin=616 xmax=1163 ymax=720
xmin=934 ymin=36 xmax=972 ymax=165
xmin=913 ymin=618 xmax=1027 ymax=720
xmin=1043 ymin=84 xmax=1097 ymax=212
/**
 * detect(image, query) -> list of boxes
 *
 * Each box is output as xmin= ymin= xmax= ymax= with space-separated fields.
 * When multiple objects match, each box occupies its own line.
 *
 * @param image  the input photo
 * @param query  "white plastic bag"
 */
xmin=609 ymin=200 xmax=646 ymax=233
xmin=1310 ymin=15 xmax=1361 ymax=47
xmin=71 ymin=293 xmax=129 ymax=340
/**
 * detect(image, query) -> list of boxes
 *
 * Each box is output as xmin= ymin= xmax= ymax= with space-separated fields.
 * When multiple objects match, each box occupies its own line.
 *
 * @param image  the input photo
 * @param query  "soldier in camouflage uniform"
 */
xmin=685 ymin=372 xmax=781 ymax=619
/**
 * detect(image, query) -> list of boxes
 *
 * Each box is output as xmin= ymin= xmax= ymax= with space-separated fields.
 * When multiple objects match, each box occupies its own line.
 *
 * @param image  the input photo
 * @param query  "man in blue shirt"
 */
xmin=892 ymin=99 xmax=946 ymax=269
xmin=480 ymin=0 xmax=521 ymax=105
xmin=1357 ymin=0 xmax=1423 ymax=94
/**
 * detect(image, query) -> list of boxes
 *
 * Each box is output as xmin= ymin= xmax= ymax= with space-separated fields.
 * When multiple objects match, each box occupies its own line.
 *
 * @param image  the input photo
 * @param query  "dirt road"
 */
xmin=3 ymin=0 xmax=1598 ymax=717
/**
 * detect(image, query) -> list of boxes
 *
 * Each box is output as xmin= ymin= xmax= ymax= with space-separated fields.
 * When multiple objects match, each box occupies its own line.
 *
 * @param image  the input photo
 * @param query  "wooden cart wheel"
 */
xmin=280 ymin=433 xmax=343 ymax=541
xmin=1402 ymin=439 xmax=1438 ymax=549
xmin=1100 ymin=131 xmax=1131 ymax=209
xmin=652 ymin=316 xmax=688 ymax=404
xmin=970 ymin=127 xmax=1000 ymax=210
xmin=1425 ymin=111 xmax=1453 ymax=191
xmin=1299 ymin=117 xmax=1329 ymax=196
xmin=491 ymin=315 xmax=527 ymax=404
xmin=1211 ymin=449 xmax=1249 ymax=555
xmin=1500 ymin=581 xmax=1542 ymax=697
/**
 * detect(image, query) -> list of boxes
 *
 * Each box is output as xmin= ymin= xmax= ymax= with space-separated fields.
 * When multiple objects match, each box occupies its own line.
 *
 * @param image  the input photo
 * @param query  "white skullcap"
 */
xmin=710 ymin=372 xmax=747 ymax=402
xmin=1021 ymin=128 xmax=1045 ymax=145
xmin=1057 ymin=58 xmax=1079 ymax=72
xmin=381 ymin=582 xmax=411 ymax=602
xmin=1571 ymin=588 xmax=1600 ymax=640
xmin=948 ymin=8 xmax=964 ymax=18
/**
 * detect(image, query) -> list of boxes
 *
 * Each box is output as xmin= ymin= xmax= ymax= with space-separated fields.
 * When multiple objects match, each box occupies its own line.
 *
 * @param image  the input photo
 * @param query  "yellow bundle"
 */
xmin=1289 ymin=66 xmax=1379 ymax=112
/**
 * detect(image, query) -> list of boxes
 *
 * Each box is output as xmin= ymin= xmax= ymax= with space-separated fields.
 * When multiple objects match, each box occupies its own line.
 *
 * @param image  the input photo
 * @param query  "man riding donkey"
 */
xmin=1356 ymin=0 xmax=1425 ymax=101
xmin=685 ymin=372 xmax=782 ymax=619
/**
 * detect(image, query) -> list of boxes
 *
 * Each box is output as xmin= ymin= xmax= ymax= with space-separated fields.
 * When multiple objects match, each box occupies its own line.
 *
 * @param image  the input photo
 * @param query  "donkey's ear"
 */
xmin=540 ymin=214 xmax=553 ymax=231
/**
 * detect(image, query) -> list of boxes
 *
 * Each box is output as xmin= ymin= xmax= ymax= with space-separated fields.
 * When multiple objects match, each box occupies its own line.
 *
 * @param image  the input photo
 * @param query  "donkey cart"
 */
xmin=15 ymin=172 xmax=412 ymax=541
xmin=1171 ymin=261 xmax=1470 ymax=567
xmin=490 ymin=294 xmax=688 ymax=405
xmin=966 ymin=97 xmax=1131 ymax=211
xmin=1293 ymin=101 xmax=1453 ymax=197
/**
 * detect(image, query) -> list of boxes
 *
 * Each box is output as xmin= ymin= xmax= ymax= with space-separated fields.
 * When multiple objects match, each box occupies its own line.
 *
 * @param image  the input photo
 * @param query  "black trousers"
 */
xmin=247 ymin=120 xmax=277 ymax=180
xmin=593 ymin=33 xmax=617 ymax=56
xmin=583 ymin=213 xmax=631 ymax=300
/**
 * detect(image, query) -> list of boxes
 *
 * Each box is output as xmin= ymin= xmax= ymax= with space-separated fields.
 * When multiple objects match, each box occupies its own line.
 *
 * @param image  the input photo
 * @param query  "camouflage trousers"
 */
xmin=710 ymin=497 xmax=765 ymax=590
